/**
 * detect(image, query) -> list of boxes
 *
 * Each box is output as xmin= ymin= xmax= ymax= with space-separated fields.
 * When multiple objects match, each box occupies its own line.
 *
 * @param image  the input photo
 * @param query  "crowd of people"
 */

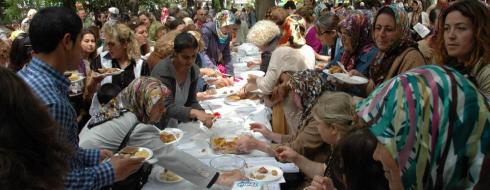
xmin=1 ymin=0 xmax=490 ymax=189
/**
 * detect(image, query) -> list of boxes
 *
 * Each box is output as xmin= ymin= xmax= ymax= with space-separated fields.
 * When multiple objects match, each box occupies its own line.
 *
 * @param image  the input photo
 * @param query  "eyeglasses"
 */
xmin=319 ymin=29 xmax=335 ymax=35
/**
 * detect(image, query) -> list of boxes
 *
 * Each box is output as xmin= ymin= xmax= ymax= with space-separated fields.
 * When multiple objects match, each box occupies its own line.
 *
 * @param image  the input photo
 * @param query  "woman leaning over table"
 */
xmin=79 ymin=77 xmax=242 ymax=188
xmin=435 ymin=0 xmax=490 ymax=97
xmin=314 ymin=13 xmax=341 ymax=65
xmin=306 ymin=65 xmax=490 ymax=190
xmin=237 ymin=70 xmax=334 ymax=187
xmin=201 ymin=10 xmax=238 ymax=75
xmin=276 ymin=91 xmax=377 ymax=190
xmin=151 ymin=32 xmax=214 ymax=129
xmin=242 ymin=15 xmax=313 ymax=133
xmin=89 ymin=23 xmax=150 ymax=92
xmin=347 ymin=4 xmax=426 ymax=97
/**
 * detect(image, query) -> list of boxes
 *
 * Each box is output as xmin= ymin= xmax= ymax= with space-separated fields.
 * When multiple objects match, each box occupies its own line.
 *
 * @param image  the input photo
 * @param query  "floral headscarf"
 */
xmin=279 ymin=14 xmax=307 ymax=48
xmin=357 ymin=65 xmax=490 ymax=189
xmin=288 ymin=70 xmax=333 ymax=127
xmin=215 ymin=10 xmax=237 ymax=42
xmin=368 ymin=4 xmax=417 ymax=86
xmin=338 ymin=12 xmax=373 ymax=71
xmin=88 ymin=77 xmax=171 ymax=127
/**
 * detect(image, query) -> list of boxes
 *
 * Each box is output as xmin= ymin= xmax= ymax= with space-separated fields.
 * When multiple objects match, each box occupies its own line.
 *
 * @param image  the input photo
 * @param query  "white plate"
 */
xmin=240 ymin=71 xmax=265 ymax=80
xmin=155 ymin=168 xmax=183 ymax=183
xmin=160 ymin=128 xmax=184 ymax=145
xmin=245 ymin=165 xmax=283 ymax=182
xmin=235 ymin=106 xmax=257 ymax=114
xmin=95 ymin=68 xmax=124 ymax=77
xmin=332 ymin=73 xmax=368 ymax=85
xmin=70 ymin=76 xmax=85 ymax=83
xmin=117 ymin=147 xmax=153 ymax=161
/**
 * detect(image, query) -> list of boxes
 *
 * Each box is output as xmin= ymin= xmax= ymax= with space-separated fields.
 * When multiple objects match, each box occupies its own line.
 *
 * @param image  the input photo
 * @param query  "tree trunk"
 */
xmin=255 ymin=0 xmax=275 ymax=20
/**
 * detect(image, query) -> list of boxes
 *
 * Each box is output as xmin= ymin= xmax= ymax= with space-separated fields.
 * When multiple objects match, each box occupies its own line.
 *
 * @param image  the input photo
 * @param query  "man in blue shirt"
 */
xmin=18 ymin=7 xmax=143 ymax=189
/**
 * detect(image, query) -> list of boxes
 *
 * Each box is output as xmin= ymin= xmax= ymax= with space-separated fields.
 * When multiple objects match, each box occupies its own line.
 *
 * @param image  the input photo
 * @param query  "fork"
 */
xmin=337 ymin=61 xmax=349 ymax=73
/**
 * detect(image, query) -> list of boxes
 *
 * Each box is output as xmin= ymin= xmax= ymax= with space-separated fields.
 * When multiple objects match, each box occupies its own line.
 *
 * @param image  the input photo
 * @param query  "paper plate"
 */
xmin=332 ymin=73 xmax=368 ymax=85
xmin=155 ymin=168 xmax=183 ymax=183
xmin=160 ymin=128 xmax=184 ymax=145
xmin=245 ymin=165 xmax=283 ymax=182
xmin=240 ymin=71 xmax=265 ymax=80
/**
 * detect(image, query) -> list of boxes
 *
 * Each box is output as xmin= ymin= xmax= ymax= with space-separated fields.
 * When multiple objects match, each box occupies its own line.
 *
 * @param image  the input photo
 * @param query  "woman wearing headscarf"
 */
xmin=408 ymin=0 xmax=430 ymax=28
xmin=243 ymin=15 xmax=315 ymax=132
xmin=201 ymin=10 xmax=238 ymax=75
xmin=79 ymin=77 xmax=242 ymax=188
xmin=307 ymin=65 xmax=490 ymax=190
xmin=335 ymin=12 xmax=377 ymax=75
xmin=348 ymin=5 xmax=426 ymax=97
xmin=237 ymin=70 xmax=332 ymax=166
xmin=358 ymin=65 xmax=490 ymax=189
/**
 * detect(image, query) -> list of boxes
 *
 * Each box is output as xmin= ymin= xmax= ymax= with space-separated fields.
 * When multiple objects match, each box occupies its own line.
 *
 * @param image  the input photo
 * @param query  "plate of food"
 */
xmin=245 ymin=165 xmax=283 ymax=182
xmin=202 ymin=72 xmax=222 ymax=81
xmin=323 ymin=65 xmax=344 ymax=75
xmin=210 ymin=135 xmax=240 ymax=154
xmin=225 ymin=94 xmax=260 ymax=104
xmin=156 ymin=168 xmax=183 ymax=183
xmin=95 ymin=68 xmax=124 ymax=77
xmin=332 ymin=73 xmax=368 ymax=85
xmin=117 ymin=147 xmax=153 ymax=161
xmin=240 ymin=71 xmax=265 ymax=80
xmin=66 ymin=72 xmax=85 ymax=83
xmin=160 ymin=128 xmax=184 ymax=145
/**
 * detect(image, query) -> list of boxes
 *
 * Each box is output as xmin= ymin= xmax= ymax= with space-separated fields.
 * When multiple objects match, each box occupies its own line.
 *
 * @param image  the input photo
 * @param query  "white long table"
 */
xmin=143 ymin=61 xmax=299 ymax=190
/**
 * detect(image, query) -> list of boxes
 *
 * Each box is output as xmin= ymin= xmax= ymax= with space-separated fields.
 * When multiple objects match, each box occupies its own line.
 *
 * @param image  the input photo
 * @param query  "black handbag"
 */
xmin=101 ymin=122 xmax=153 ymax=190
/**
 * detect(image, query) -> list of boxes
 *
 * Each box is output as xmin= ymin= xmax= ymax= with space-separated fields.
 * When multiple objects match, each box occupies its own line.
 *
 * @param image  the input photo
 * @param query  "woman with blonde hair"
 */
xmin=242 ymin=15 xmax=314 ymax=133
xmin=436 ymin=0 xmax=490 ymax=97
xmin=89 ymin=23 xmax=150 ymax=91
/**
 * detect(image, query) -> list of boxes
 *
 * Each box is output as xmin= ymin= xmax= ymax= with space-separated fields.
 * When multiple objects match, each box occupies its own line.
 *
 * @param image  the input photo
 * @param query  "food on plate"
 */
xmin=211 ymin=137 xmax=239 ymax=153
xmin=160 ymin=131 xmax=177 ymax=143
xmin=97 ymin=68 xmax=120 ymax=74
xmin=257 ymin=167 xmax=268 ymax=174
xmin=68 ymin=72 xmax=80 ymax=81
xmin=226 ymin=94 xmax=260 ymax=102
xmin=249 ymin=173 xmax=266 ymax=180
xmin=205 ymin=88 xmax=217 ymax=95
xmin=226 ymin=94 xmax=242 ymax=102
xmin=134 ymin=149 xmax=150 ymax=159
xmin=119 ymin=147 xmax=150 ymax=159
xmin=160 ymin=170 xmax=181 ymax=182
xmin=329 ymin=66 xmax=343 ymax=74
xmin=271 ymin=170 xmax=278 ymax=176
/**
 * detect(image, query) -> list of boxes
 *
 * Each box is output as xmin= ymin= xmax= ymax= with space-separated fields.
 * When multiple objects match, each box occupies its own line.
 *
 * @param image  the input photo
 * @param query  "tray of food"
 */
xmin=210 ymin=135 xmax=240 ymax=154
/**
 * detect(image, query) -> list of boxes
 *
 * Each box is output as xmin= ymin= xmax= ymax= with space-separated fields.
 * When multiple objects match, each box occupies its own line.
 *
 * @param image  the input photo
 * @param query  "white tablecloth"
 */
xmin=143 ymin=59 xmax=298 ymax=190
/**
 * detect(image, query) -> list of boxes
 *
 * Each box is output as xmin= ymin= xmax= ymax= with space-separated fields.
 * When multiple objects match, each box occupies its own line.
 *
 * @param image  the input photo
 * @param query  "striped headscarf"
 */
xmin=357 ymin=65 xmax=490 ymax=189
xmin=88 ymin=77 xmax=171 ymax=127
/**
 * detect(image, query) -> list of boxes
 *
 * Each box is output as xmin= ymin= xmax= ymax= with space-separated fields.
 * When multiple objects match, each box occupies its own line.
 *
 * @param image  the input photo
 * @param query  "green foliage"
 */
xmin=0 ymin=0 xmax=180 ymax=24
